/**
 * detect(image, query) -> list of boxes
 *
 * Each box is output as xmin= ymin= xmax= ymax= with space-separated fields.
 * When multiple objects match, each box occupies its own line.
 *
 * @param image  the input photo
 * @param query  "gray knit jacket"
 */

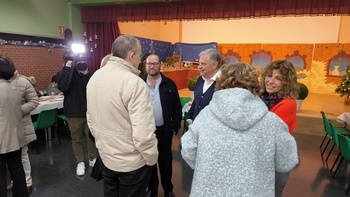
xmin=181 ymin=88 xmax=299 ymax=197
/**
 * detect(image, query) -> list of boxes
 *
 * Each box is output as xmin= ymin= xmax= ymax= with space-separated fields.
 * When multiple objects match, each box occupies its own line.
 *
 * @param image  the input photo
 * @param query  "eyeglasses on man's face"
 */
xmin=146 ymin=62 xmax=160 ymax=66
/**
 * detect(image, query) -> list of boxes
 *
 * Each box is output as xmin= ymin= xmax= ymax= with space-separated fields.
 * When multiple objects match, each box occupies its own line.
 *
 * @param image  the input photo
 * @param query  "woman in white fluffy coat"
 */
xmin=181 ymin=63 xmax=298 ymax=197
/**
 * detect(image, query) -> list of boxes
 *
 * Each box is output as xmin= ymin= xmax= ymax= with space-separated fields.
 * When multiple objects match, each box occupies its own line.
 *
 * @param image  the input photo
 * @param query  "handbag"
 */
xmin=90 ymin=157 xmax=104 ymax=182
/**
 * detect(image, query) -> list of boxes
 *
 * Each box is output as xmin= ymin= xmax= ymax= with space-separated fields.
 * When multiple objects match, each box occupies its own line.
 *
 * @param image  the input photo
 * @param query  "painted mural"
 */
xmin=328 ymin=51 xmax=350 ymax=77
xmin=219 ymin=43 xmax=350 ymax=96
xmin=297 ymin=61 xmax=337 ymax=95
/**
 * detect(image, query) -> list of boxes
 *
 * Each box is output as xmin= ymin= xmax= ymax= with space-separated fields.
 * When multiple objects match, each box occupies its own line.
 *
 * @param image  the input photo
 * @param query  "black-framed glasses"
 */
xmin=146 ymin=62 xmax=160 ymax=66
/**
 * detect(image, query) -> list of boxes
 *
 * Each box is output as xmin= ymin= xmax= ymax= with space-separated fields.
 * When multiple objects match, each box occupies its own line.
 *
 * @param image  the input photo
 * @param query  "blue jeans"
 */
xmin=103 ymin=164 xmax=152 ymax=197
xmin=0 ymin=148 xmax=28 ymax=197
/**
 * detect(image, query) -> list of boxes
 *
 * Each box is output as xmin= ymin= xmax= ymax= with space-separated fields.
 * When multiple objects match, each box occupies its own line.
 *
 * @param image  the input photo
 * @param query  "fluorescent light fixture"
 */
xmin=71 ymin=43 xmax=85 ymax=53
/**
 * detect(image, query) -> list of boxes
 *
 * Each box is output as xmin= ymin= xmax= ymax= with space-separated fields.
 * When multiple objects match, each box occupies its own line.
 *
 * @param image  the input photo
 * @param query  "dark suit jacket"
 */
xmin=187 ymin=76 xmax=215 ymax=121
xmin=143 ymin=73 xmax=182 ymax=137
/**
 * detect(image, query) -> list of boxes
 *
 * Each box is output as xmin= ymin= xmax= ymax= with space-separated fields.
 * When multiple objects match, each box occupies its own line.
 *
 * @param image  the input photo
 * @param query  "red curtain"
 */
xmin=83 ymin=22 xmax=120 ymax=72
xmin=82 ymin=0 xmax=350 ymax=22
xmin=80 ymin=0 xmax=349 ymax=72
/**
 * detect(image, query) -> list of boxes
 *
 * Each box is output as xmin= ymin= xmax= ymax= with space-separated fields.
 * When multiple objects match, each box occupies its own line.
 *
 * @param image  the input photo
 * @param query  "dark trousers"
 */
xmin=275 ymin=171 xmax=291 ymax=197
xmin=0 ymin=148 xmax=28 ymax=197
xmin=103 ymin=164 xmax=152 ymax=197
xmin=148 ymin=127 xmax=174 ymax=193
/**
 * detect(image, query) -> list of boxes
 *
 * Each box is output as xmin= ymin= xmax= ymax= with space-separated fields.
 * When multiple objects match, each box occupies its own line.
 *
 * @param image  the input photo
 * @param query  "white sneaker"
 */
xmin=89 ymin=158 xmax=96 ymax=167
xmin=76 ymin=162 xmax=85 ymax=176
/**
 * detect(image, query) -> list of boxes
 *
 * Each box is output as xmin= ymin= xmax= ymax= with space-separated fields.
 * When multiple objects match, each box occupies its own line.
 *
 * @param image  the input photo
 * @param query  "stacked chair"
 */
xmin=327 ymin=121 xmax=346 ymax=173
xmin=320 ymin=111 xmax=348 ymax=160
xmin=336 ymin=132 xmax=350 ymax=195
xmin=321 ymin=112 xmax=350 ymax=195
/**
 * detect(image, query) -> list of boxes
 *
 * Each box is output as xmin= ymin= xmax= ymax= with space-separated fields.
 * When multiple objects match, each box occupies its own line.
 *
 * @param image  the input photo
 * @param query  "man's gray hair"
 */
xmin=112 ymin=35 xmax=140 ymax=59
xmin=199 ymin=48 xmax=222 ymax=68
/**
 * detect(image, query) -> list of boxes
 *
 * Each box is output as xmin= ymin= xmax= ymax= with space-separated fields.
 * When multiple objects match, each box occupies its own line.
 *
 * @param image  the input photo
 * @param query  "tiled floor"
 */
xmin=6 ymin=91 xmax=350 ymax=197
xmin=5 ymin=127 xmax=350 ymax=197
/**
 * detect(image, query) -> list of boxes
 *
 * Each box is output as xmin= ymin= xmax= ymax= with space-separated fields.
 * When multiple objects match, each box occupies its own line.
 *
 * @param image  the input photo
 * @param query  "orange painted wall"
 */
xmin=119 ymin=21 xmax=182 ymax=44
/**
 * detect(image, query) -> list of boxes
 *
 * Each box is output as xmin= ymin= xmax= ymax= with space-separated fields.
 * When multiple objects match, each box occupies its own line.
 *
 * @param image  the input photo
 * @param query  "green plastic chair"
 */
xmin=320 ymin=111 xmax=332 ymax=154
xmin=57 ymin=114 xmax=70 ymax=140
xmin=327 ymin=121 xmax=350 ymax=175
xmin=32 ymin=108 xmax=59 ymax=154
xmin=180 ymin=97 xmax=191 ymax=108
xmin=320 ymin=111 xmax=349 ymax=158
xmin=335 ymin=132 xmax=350 ymax=194
xmin=58 ymin=114 xmax=67 ymax=121
xmin=180 ymin=97 xmax=192 ymax=132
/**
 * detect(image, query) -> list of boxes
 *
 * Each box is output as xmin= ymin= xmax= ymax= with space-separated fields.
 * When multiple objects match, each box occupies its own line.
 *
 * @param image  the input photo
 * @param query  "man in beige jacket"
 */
xmin=87 ymin=34 xmax=158 ymax=197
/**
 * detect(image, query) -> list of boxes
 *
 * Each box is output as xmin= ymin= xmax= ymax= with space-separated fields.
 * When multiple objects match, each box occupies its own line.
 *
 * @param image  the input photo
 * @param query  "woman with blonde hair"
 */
xmin=100 ymin=54 xmax=111 ymax=68
xmin=259 ymin=60 xmax=299 ymax=197
xmin=181 ymin=62 xmax=298 ymax=196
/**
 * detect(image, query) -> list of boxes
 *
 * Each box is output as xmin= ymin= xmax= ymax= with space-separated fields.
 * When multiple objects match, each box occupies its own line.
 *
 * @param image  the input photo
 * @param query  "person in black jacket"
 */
xmin=57 ymin=60 xmax=96 ymax=176
xmin=186 ymin=48 xmax=222 ymax=124
xmin=143 ymin=54 xmax=182 ymax=197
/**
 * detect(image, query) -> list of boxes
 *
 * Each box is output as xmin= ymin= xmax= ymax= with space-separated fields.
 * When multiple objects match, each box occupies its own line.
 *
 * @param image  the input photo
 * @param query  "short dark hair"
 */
xmin=0 ymin=54 xmax=16 ymax=80
xmin=52 ymin=75 xmax=58 ymax=83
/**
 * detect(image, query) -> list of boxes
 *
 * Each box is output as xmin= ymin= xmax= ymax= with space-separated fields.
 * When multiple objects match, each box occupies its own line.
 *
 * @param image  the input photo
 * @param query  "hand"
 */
xmin=186 ymin=119 xmax=193 ymax=125
xmin=65 ymin=60 xmax=73 ymax=67
xmin=78 ymin=69 xmax=89 ymax=75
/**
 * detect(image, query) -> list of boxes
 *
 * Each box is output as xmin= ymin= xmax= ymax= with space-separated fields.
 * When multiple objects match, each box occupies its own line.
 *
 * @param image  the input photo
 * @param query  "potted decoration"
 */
xmin=296 ymin=82 xmax=309 ymax=112
xmin=335 ymin=65 xmax=350 ymax=104
xmin=188 ymin=76 xmax=199 ymax=99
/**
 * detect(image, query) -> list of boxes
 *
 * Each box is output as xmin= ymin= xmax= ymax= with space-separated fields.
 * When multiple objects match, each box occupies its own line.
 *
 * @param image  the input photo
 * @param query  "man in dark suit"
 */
xmin=187 ymin=48 xmax=222 ymax=124
xmin=143 ymin=54 xmax=182 ymax=197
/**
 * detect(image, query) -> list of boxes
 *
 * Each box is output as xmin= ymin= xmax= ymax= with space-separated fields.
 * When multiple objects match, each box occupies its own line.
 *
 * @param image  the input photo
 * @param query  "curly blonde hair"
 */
xmin=215 ymin=62 xmax=261 ymax=96
xmin=27 ymin=76 xmax=37 ymax=87
xmin=260 ymin=60 xmax=299 ymax=99
xmin=100 ymin=54 xmax=111 ymax=68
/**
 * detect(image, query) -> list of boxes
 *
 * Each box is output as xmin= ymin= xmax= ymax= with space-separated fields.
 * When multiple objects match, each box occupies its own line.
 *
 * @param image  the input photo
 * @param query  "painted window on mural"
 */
xmin=285 ymin=51 xmax=306 ymax=72
xmin=328 ymin=51 xmax=350 ymax=77
xmin=250 ymin=50 xmax=272 ymax=72
xmin=223 ymin=49 xmax=241 ymax=65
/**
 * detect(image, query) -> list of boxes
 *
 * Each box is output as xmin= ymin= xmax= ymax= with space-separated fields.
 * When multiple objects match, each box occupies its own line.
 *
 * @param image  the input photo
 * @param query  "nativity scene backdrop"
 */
xmin=1 ymin=34 xmax=350 ymax=97
xmin=137 ymin=35 xmax=350 ymax=96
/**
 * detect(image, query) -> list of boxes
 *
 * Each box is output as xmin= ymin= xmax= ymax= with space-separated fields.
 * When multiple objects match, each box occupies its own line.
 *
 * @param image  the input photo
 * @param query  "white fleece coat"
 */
xmin=181 ymin=88 xmax=299 ymax=197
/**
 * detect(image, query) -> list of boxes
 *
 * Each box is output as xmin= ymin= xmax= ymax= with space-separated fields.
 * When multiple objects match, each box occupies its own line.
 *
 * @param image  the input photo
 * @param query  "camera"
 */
xmin=63 ymin=54 xmax=91 ymax=62
xmin=63 ymin=43 xmax=91 ymax=63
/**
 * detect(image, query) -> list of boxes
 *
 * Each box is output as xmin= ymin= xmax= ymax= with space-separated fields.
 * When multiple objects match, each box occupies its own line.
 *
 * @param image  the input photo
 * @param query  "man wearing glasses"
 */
xmin=143 ymin=54 xmax=182 ymax=197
